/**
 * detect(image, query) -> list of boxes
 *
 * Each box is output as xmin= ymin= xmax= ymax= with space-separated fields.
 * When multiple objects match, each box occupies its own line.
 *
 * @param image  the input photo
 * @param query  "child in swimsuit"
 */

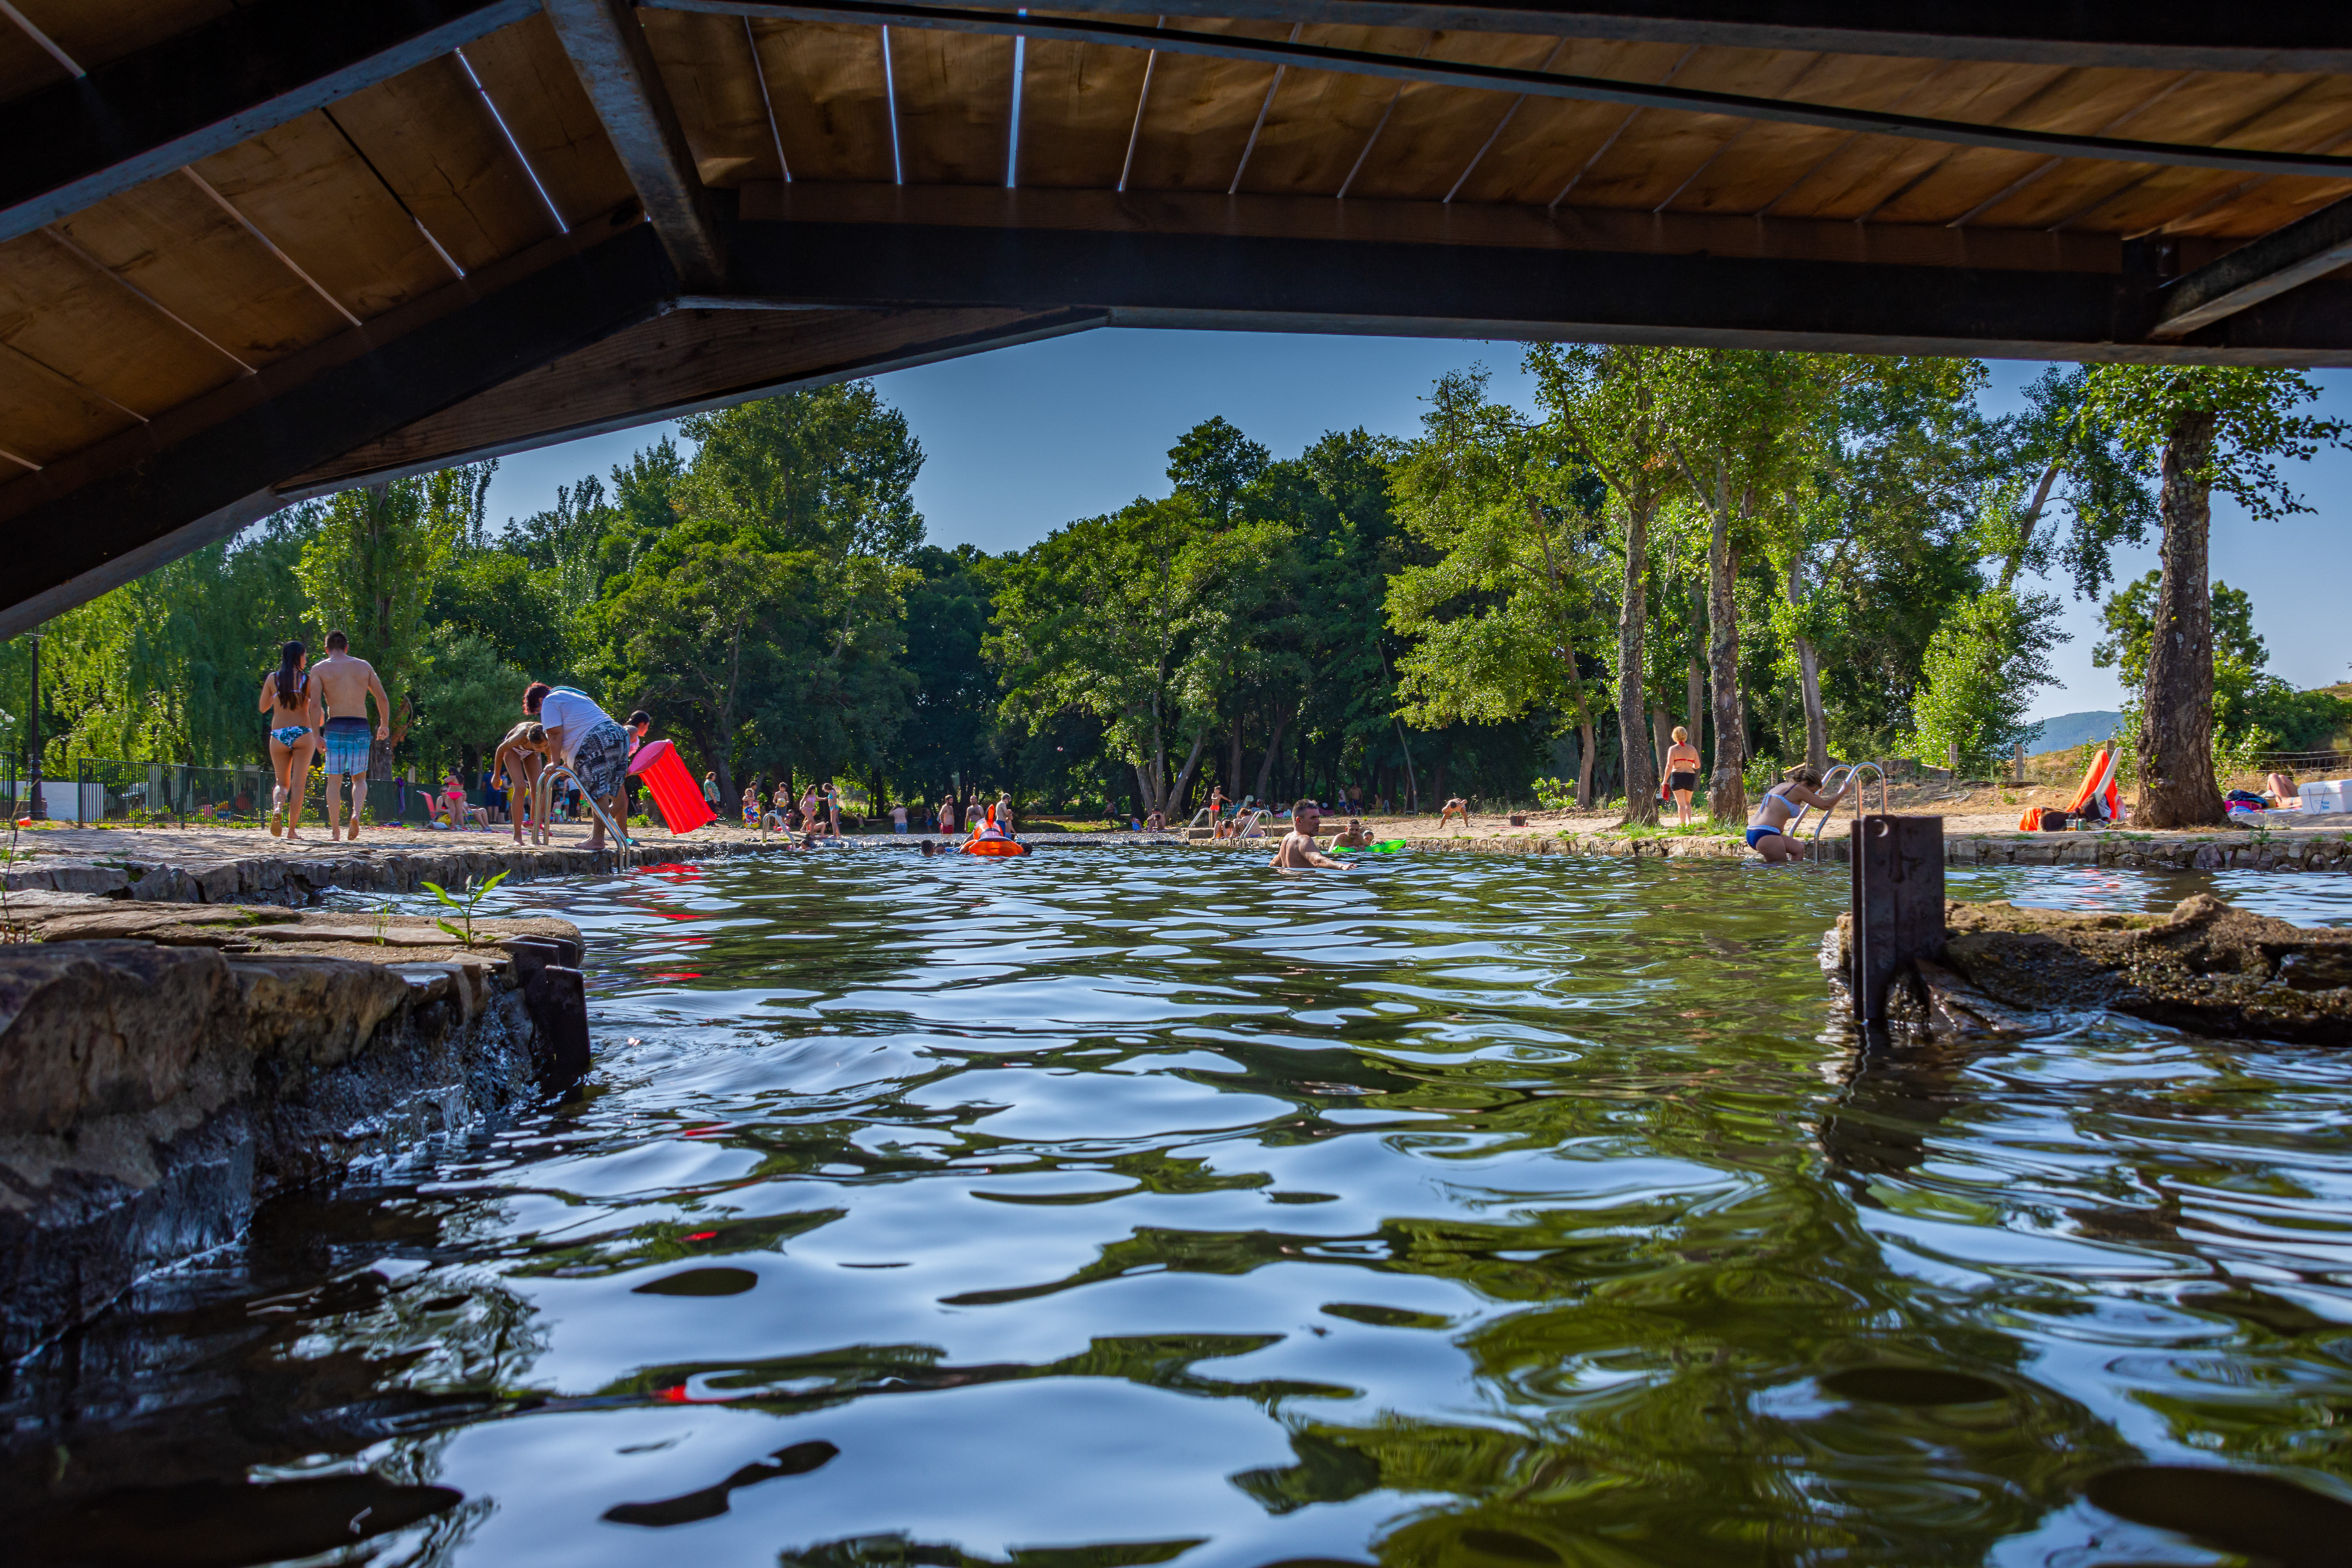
xmin=1745 ymin=763 xmax=1855 ymax=864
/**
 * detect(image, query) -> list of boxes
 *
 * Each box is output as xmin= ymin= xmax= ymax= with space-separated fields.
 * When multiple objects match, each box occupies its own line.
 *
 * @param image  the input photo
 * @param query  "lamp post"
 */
xmin=24 ymin=631 xmax=43 ymax=822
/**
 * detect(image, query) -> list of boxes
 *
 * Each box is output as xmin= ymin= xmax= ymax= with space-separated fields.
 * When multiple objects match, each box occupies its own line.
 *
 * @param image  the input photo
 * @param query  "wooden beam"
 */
xmin=541 ymin=0 xmax=727 ymax=290
xmin=2152 ymin=197 xmax=2352 ymax=340
xmin=280 ymin=304 xmax=1105 ymax=491
xmin=0 ymin=224 xmax=671 ymax=636
xmin=0 ymin=0 xmax=541 ymax=245
xmin=653 ymin=1 xmax=2352 ymax=182
xmin=723 ymin=186 xmax=2352 ymax=363
xmin=712 ymin=0 xmax=2352 ymax=72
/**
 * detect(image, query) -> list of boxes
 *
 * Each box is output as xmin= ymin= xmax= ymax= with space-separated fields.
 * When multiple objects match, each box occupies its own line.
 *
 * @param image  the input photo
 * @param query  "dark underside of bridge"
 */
xmin=5 ymin=1 xmax=2352 ymax=633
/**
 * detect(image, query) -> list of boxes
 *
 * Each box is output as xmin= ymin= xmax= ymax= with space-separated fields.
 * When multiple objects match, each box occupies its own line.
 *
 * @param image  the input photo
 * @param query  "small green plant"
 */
xmin=1531 ymin=776 xmax=1577 ymax=811
xmin=420 ymin=869 xmax=508 ymax=945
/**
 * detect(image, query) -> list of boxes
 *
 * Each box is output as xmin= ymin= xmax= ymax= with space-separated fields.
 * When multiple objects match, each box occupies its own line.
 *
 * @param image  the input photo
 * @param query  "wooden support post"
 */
xmin=2015 ymin=741 xmax=2027 ymax=784
xmin=507 ymin=937 xmax=591 ymax=1083
xmin=1849 ymin=813 xmax=1944 ymax=1025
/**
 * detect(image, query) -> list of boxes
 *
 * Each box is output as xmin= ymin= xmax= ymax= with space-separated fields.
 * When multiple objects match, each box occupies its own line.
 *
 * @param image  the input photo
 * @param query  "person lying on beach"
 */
xmin=1270 ymin=801 xmax=1350 ymax=869
xmin=2268 ymin=769 xmax=2299 ymax=807
xmin=1744 ymin=763 xmax=1855 ymax=863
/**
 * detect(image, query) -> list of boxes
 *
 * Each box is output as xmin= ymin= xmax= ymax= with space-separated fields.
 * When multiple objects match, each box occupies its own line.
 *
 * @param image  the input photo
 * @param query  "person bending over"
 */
xmin=1744 ymin=764 xmax=1855 ymax=863
xmin=522 ymin=683 xmax=629 ymax=851
xmin=492 ymin=723 xmax=553 ymax=846
xmin=1437 ymin=796 xmax=1471 ymax=829
xmin=1270 ymin=801 xmax=1349 ymax=869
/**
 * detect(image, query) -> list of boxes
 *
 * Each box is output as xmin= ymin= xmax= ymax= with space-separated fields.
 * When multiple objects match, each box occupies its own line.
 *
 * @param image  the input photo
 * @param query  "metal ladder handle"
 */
xmin=536 ymin=762 xmax=635 ymax=869
xmin=1803 ymin=761 xmax=1889 ymax=862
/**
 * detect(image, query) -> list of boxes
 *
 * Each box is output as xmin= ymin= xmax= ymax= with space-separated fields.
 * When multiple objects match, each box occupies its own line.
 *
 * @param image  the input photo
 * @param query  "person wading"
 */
xmin=311 ymin=631 xmax=391 ymax=841
xmin=256 ymin=640 xmax=320 ymax=839
xmin=523 ymin=682 xmax=631 ymax=852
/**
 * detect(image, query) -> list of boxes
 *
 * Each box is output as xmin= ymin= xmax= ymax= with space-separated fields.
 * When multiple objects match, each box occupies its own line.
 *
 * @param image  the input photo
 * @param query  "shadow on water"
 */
xmin=6 ymin=848 xmax=2352 ymax=1566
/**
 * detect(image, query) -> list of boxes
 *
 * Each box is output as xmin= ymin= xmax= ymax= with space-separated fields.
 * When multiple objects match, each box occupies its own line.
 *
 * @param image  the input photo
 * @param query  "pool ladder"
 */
xmin=533 ymin=763 xmax=637 ymax=869
xmin=1802 ymin=761 xmax=1889 ymax=863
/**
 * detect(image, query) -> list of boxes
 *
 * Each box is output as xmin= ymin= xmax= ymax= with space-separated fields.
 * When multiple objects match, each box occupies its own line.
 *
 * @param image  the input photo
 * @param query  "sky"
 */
xmin=480 ymin=332 xmax=2352 ymax=720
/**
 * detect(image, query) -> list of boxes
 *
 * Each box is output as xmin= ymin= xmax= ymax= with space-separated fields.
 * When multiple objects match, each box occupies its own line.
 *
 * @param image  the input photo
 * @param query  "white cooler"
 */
xmin=2300 ymin=779 xmax=2352 ymax=814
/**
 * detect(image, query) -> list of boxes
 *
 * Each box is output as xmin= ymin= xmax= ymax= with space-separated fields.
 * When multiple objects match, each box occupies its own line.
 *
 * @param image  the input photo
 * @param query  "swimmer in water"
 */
xmin=1330 ymin=817 xmax=1374 ymax=849
xmin=1745 ymin=763 xmax=1856 ymax=863
xmin=1270 ymin=800 xmax=1350 ymax=869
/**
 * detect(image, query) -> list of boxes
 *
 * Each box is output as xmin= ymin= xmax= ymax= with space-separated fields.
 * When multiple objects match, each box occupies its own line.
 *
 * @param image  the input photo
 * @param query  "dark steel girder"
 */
xmin=657 ymin=1 xmax=2352 ymax=183
xmin=0 ymin=223 xmax=672 ymax=638
xmin=733 ymin=0 xmax=2352 ymax=72
xmin=0 ymin=0 xmax=540 ymax=245
xmin=2155 ymin=196 xmax=2352 ymax=339
xmin=723 ymin=216 xmax=2352 ymax=363
xmin=543 ymin=0 xmax=729 ymax=290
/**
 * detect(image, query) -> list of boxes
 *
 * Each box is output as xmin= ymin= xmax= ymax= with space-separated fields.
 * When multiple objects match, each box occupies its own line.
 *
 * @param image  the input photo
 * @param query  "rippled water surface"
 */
xmin=12 ymin=847 xmax=2352 ymax=1568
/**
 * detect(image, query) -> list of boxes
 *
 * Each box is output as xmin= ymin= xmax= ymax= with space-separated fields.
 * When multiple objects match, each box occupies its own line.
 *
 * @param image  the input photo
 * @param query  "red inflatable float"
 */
xmin=626 ymin=740 xmax=715 ymax=834
xmin=960 ymin=803 xmax=1028 ymax=855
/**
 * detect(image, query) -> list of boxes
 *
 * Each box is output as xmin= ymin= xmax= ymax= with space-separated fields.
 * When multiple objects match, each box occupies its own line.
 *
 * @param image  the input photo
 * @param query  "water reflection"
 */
xmin=6 ymin=849 xmax=2351 ymax=1566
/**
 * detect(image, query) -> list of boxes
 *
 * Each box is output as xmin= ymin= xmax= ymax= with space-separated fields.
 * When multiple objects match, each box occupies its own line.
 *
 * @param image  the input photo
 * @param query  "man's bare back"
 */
xmin=311 ymin=651 xmax=389 ymax=736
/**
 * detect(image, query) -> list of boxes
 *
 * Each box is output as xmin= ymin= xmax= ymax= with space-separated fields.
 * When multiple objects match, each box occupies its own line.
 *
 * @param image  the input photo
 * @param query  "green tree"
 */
xmin=1167 ymin=415 xmax=1271 ymax=526
xmin=1525 ymin=344 xmax=1685 ymax=824
xmin=1386 ymin=369 xmax=1605 ymax=809
xmin=295 ymin=464 xmax=490 ymax=779
xmin=2080 ymin=368 xmax=2346 ymax=825
xmin=1907 ymin=587 xmax=2062 ymax=775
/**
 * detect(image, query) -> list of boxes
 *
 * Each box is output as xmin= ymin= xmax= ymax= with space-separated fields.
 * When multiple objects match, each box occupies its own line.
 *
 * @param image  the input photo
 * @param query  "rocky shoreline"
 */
xmin=0 ymin=893 xmax=585 ymax=1359
xmin=1822 ymin=893 xmax=2352 ymax=1045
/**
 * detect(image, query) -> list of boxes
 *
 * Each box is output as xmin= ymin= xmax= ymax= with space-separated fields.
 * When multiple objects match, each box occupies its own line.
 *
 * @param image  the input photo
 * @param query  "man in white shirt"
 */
xmin=523 ymin=681 xmax=630 ymax=851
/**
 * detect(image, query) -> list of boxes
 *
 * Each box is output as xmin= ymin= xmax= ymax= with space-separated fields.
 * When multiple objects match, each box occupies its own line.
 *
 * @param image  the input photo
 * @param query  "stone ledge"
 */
xmin=0 ymin=899 xmax=584 ymax=1359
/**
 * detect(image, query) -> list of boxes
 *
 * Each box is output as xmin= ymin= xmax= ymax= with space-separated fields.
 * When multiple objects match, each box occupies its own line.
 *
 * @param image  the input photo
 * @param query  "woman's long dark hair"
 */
xmin=273 ymin=641 xmax=305 ymax=708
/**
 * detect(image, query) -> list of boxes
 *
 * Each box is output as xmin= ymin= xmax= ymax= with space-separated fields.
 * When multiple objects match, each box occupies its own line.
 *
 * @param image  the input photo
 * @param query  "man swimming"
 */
xmin=1270 ymin=800 xmax=1350 ymax=869
xmin=1330 ymin=817 xmax=1374 ymax=849
xmin=1745 ymin=763 xmax=1857 ymax=863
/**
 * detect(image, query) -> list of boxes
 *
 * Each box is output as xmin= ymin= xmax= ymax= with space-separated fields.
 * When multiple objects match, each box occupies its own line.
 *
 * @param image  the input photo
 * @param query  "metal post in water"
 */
xmin=1849 ymin=813 xmax=1944 ymax=1024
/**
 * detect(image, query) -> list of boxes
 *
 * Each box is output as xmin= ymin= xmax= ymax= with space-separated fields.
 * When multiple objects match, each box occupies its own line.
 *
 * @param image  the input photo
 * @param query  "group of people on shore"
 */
xmin=261 ymin=633 xmax=645 ymax=852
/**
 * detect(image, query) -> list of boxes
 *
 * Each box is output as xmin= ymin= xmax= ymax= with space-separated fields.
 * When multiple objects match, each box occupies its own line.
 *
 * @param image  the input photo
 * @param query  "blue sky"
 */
xmin=482 ymin=332 xmax=2352 ymax=718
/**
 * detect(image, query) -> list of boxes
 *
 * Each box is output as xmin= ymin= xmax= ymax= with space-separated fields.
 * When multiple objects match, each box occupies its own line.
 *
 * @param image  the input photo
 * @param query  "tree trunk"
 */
xmin=1616 ymin=501 xmax=1659 ymax=824
xmin=1705 ymin=509 xmax=1747 ymax=824
xmin=1571 ymin=681 xmax=1597 ymax=810
xmin=2137 ymin=408 xmax=2223 ymax=829
xmin=1252 ymin=705 xmax=1292 ymax=803
xmin=1685 ymin=651 xmax=1704 ymax=763
xmin=1167 ymin=726 xmax=1213 ymax=817
xmin=1651 ymin=707 xmax=1674 ymax=787
xmin=1785 ymin=553 xmax=1829 ymax=774
xmin=1227 ymin=722 xmax=1243 ymax=800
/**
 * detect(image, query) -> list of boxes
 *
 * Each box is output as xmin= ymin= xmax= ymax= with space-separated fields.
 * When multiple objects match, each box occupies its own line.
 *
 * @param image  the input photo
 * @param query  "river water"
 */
xmin=10 ymin=847 xmax=2352 ymax=1568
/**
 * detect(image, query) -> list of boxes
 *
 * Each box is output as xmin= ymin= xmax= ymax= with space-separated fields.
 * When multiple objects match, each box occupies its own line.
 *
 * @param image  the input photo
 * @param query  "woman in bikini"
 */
xmin=492 ymin=721 xmax=554 ymax=845
xmin=256 ymin=640 xmax=320 ymax=838
xmin=1663 ymin=725 xmax=1703 ymax=828
xmin=1745 ymin=763 xmax=1856 ymax=863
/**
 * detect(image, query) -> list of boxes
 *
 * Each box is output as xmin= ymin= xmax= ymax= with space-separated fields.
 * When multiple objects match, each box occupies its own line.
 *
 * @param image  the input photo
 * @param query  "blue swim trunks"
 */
xmin=321 ymin=716 xmax=371 ymax=776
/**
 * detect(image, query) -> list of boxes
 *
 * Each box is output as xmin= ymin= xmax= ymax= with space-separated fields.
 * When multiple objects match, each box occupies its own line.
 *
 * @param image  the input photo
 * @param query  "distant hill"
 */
xmin=2023 ymin=711 xmax=2124 ymax=753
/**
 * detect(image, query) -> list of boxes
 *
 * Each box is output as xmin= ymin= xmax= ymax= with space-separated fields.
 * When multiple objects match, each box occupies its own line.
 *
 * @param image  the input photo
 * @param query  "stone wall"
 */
xmin=0 ymin=900 xmax=583 ymax=1359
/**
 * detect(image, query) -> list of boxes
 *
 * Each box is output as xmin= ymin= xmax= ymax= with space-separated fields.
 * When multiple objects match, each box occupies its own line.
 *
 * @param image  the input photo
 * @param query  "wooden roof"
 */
xmin=5 ymin=0 xmax=2352 ymax=631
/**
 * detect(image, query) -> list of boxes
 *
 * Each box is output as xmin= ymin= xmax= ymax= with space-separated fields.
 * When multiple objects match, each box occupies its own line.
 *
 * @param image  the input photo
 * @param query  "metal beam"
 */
xmin=281 ymin=306 xmax=1105 ymax=493
xmin=722 ymin=191 xmax=2352 ymax=363
xmin=2152 ymin=196 xmax=2352 ymax=340
xmin=705 ymin=0 xmax=2339 ymax=72
xmin=0 ymin=224 xmax=671 ymax=635
xmin=542 ymin=0 xmax=728 ymax=290
xmin=652 ymin=2 xmax=2352 ymax=184
xmin=0 ymin=0 xmax=540 ymax=244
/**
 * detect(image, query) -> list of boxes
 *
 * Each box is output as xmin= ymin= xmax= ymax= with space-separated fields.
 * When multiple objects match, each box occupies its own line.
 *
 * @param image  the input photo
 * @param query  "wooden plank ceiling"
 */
xmin=3 ymin=0 xmax=2351 ymax=628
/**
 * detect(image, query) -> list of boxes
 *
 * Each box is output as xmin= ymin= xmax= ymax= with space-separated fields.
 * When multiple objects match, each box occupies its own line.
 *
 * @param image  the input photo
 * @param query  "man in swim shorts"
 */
xmin=1270 ymin=801 xmax=1349 ymax=869
xmin=1437 ymin=796 xmax=1471 ymax=829
xmin=1745 ymin=763 xmax=1855 ymax=863
xmin=311 ymin=631 xmax=391 ymax=840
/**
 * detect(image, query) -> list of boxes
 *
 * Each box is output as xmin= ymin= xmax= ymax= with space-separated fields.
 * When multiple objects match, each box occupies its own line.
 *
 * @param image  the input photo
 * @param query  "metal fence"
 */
xmin=4 ymin=759 xmax=490 ymax=827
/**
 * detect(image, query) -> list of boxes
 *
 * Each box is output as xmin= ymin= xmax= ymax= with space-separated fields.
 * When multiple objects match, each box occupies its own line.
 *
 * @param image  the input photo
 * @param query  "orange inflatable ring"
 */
xmin=961 ymin=837 xmax=1028 ymax=856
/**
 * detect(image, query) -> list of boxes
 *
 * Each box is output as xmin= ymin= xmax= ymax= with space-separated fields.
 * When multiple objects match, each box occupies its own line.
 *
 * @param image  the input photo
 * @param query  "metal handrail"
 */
xmin=535 ymin=763 xmax=636 ymax=869
xmin=1804 ymin=761 xmax=1888 ymax=862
